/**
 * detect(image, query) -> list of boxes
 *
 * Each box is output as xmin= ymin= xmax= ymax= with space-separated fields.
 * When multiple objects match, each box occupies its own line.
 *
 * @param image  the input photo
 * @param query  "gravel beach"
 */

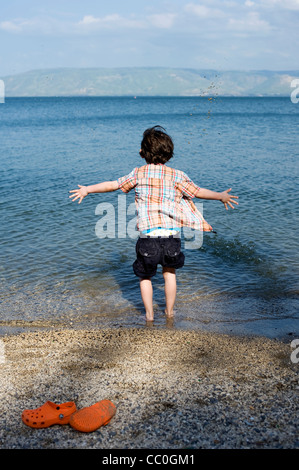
xmin=0 ymin=327 xmax=298 ymax=449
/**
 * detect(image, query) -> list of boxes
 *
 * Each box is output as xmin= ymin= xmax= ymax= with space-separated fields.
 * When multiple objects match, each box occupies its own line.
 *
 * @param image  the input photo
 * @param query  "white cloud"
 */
xmin=0 ymin=16 xmax=66 ymax=35
xmin=77 ymin=14 xmax=145 ymax=30
xmin=0 ymin=21 xmax=22 ymax=33
xmin=79 ymin=15 xmax=101 ymax=26
xmin=184 ymin=3 xmax=224 ymax=18
xmin=228 ymin=11 xmax=271 ymax=32
xmin=260 ymin=0 xmax=299 ymax=9
xmin=148 ymin=13 xmax=177 ymax=29
xmin=0 ymin=13 xmax=147 ymax=36
xmin=78 ymin=13 xmax=177 ymax=31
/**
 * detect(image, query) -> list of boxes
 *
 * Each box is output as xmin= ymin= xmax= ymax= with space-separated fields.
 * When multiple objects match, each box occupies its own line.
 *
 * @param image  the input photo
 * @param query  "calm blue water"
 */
xmin=1 ymin=96 xmax=299 ymax=338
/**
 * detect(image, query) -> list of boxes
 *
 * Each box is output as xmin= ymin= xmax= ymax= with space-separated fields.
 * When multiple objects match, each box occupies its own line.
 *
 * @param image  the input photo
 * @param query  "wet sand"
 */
xmin=0 ymin=327 xmax=298 ymax=449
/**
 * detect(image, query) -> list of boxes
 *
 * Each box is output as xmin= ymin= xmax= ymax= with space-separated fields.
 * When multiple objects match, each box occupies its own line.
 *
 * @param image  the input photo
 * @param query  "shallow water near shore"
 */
xmin=1 ymin=96 xmax=299 ymax=338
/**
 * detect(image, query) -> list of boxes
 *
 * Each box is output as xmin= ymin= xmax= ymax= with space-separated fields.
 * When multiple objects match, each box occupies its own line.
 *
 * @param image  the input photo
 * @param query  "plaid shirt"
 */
xmin=117 ymin=164 xmax=212 ymax=233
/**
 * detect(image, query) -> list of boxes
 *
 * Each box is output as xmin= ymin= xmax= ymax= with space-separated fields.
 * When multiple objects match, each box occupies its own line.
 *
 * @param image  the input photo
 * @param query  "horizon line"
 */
xmin=2 ymin=66 xmax=299 ymax=78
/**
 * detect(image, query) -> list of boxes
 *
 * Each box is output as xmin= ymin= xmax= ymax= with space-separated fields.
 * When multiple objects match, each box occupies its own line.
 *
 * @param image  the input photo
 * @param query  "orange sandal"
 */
xmin=22 ymin=401 xmax=77 ymax=429
xmin=69 ymin=400 xmax=116 ymax=433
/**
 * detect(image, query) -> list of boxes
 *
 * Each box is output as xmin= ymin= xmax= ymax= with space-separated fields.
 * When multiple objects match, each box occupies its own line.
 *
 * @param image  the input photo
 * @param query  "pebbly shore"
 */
xmin=0 ymin=327 xmax=298 ymax=449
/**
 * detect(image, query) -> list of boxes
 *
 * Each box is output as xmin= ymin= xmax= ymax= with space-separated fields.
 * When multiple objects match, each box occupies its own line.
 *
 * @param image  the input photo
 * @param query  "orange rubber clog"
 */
xmin=22 ymin=401 xmax=77 ymax=429
xmin=69 ymin=400 xmax=116 ymax=433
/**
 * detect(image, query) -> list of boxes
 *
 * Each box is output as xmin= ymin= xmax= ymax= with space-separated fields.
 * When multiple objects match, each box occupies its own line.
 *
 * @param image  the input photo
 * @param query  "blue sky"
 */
xmin=1 ymin=0 xmax=299 ymax=76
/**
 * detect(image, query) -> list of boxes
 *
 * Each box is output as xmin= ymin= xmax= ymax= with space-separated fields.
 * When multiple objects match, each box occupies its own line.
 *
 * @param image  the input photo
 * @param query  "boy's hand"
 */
xmin=220 ymin=188 xmax=239 ymax=210
xmin=69 ymin=185 xmax=89 ymax=204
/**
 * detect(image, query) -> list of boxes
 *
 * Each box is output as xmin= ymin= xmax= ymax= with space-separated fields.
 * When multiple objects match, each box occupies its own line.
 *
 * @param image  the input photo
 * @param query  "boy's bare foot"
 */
xmin=146 ymin=313 xmax=154 ymax=322
xmin=165 ymin=309 xmax=174 ymax=318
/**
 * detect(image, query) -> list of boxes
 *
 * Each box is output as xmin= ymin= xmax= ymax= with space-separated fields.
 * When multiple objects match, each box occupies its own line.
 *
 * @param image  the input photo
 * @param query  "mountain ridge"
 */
xmin=2 ymin=67 xmax=298 ymax=97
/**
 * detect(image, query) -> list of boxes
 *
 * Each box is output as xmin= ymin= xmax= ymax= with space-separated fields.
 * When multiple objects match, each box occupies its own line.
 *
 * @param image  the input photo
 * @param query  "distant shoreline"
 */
xmin=2 ymin=95 xmax=292 ymax=98
xmin=2 ymin=67 xmax=297 ymax=98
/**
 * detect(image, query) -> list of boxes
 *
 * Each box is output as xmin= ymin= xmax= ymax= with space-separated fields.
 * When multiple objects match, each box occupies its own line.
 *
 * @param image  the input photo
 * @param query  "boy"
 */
xmin=69 ymin=126 xmax=238 ymax=322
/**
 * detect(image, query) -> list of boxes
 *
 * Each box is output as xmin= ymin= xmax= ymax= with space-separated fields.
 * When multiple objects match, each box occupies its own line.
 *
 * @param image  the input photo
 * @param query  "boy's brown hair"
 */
xmin=140 ymin=126 xmax=174 ymax=165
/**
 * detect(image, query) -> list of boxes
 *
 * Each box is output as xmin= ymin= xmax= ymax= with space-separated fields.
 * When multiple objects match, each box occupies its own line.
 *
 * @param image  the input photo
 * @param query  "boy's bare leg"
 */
xmin=163 ymin=267 xmax=176 ymax=318
xmin=139 ymin=278 xmax=154 ymax=321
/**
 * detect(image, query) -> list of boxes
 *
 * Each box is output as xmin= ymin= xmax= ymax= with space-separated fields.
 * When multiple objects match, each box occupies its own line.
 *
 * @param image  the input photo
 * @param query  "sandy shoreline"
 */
xmin=0 ymin=327 xmax=298 ymax=449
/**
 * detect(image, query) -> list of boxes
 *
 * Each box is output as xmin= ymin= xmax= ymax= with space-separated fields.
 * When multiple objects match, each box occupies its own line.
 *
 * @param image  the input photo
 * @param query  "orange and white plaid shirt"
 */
xmin=117 ymin=164 xmax=212 ymax=233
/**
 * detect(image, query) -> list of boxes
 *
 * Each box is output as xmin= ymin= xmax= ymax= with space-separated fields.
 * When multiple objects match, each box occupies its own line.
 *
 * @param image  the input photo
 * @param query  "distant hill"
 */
xmin=1 ymin=67 xmax=298 ymax=97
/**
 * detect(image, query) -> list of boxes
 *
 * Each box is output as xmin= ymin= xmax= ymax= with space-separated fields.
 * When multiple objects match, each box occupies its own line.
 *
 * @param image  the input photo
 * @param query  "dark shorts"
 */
xmin=133 ymin=236 xmax=185 ymax=279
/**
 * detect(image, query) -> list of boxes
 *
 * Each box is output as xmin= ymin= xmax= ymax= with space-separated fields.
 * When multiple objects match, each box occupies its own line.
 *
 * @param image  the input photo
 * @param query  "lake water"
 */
xmin=1 ymin=96 xmax=298 ymax=338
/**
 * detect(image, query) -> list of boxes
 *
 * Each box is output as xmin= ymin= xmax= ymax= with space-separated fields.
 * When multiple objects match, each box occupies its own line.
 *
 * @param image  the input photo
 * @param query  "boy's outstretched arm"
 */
xmin=69 ymin=180 xmax=118 ymax=204
xmin=196 ymin=187 xmax=238 ymax=210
